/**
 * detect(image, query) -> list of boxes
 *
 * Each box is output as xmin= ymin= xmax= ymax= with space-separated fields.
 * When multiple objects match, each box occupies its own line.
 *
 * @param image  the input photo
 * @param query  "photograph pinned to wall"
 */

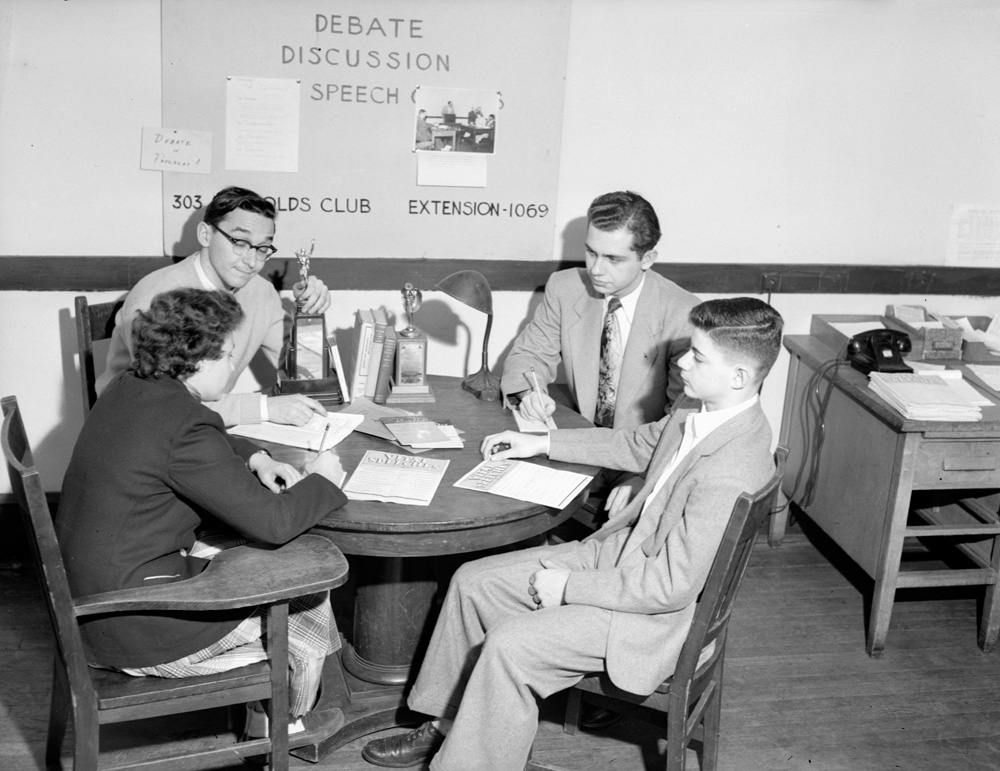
xmin=413 ymin=86 xmax=499 ymax=155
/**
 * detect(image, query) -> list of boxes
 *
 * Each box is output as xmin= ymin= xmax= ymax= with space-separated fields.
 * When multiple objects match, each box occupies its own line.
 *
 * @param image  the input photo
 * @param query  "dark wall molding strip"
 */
xmin=1 ymin=256 xmax=998 ymax=296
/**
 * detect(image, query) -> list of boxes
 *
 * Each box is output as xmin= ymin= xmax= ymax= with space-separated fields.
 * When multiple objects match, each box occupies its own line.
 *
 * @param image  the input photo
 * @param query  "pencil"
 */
xmin=529 ymin=366 xmax=542 ymax=395
xmin=319 ymin=422 xmax=330 ymax=452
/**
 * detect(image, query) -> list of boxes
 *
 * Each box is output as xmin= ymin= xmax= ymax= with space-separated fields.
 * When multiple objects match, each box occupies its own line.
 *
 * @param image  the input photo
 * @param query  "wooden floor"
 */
xmin=4 ymin=514 xmax=1000 ymax=771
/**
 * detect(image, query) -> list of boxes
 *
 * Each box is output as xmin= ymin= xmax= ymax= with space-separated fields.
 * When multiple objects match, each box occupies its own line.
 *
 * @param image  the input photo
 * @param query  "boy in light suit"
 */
xmin=360 ymin=297 xmax=783 ymax=771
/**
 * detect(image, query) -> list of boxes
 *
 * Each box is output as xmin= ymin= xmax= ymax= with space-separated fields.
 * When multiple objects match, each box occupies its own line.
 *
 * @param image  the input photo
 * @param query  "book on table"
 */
xmin=348 ymin=308 xmax=376 ymax=401
xmin=328 ymin=334 xmax=351 ymax=404
xmin=364 ymin=309 xmax=388 ymax=400
xmin=342 ymin=450 xmax=450 ymax=506
xmin=373 ymin=322 xmax=397 ymax=405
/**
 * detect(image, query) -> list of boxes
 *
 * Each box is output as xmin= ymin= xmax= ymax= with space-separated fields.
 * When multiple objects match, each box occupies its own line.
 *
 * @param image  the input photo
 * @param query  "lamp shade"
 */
xmin=435 ymin=269 xmax=500 ymax=401
xmin=435 ymin=270 xmax=493 ymax=315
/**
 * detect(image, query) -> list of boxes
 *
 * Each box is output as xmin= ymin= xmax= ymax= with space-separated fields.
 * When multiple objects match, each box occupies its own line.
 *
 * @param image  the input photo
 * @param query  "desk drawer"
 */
xmin=914 ymin=439 xmax=1000 ymax=487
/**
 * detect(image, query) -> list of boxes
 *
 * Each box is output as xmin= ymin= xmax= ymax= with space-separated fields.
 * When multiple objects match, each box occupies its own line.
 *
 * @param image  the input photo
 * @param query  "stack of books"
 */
xmin=348 ymin=308 xmax=397 ymax=404
xmin=868 ymin=372 xmax=982 ymax=421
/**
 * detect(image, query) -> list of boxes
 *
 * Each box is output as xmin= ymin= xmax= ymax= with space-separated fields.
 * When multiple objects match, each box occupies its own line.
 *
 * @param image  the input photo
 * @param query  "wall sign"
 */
xmin=161 ymin=0 xmax=570 ymax=262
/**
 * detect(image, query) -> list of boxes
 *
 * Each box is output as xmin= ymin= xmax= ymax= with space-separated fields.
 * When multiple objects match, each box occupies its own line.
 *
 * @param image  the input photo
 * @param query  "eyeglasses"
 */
xmin=211 ymin=223 xmax=278 ymax=262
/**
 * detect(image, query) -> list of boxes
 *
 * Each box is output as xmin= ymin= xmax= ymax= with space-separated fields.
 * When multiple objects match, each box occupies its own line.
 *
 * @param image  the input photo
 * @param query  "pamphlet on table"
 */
xmin=454 ymin=459 xmax=592 ymax=509
xmin=342 ymin=450 xmax=450 ymax=506
xmin=229 ymin=412 xmax=364 ymax=451
xmin=380 ymin=416 xmax=464 ymax=449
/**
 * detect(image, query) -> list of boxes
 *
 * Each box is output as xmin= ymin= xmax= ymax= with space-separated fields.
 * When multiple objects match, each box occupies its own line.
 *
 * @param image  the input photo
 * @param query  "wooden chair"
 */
xmin=75 ymin=295 xmax=123 ymax=415
xmin=528 ymin=446 xmax=788 ymax=771
xmin=1 ymin=394 xmax=350 ymax=771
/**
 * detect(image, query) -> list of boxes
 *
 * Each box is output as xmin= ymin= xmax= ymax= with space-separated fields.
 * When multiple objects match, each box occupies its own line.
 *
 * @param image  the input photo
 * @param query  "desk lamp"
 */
xmin=435 ymin=269 xmax=501 ymax=401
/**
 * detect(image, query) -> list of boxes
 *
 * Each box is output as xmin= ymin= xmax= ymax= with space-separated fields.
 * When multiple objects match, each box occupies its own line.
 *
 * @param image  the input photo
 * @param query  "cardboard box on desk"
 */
xmin=885 ymin=306 xmax=1000 ymax=363
xmin=884 ymin=306 xmax=963 ymax=360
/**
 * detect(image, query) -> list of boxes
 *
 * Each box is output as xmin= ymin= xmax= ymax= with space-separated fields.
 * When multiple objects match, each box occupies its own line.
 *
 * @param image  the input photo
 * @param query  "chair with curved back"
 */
xmin=2 ymin=394 xmax=350 ymax=771
xmin=527 ymin=446 xmax=788 ymax=771
xmin=75 ymin=295 xmax=123 ymax=415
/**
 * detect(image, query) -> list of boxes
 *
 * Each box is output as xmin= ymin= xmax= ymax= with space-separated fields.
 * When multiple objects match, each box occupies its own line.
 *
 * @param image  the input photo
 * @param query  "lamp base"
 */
xmin=462 ymin=366 xmax=501 ymax=402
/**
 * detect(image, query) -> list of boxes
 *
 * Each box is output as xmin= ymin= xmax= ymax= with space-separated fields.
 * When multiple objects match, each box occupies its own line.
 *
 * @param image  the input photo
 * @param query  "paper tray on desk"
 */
xmin=956 ymin=316 xmax=1000 ymax=363
xmin=810 ymin=315 xmax=888 ymax=353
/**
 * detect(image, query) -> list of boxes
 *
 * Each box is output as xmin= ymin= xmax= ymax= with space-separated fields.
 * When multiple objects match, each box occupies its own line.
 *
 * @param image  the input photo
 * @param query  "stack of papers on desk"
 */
xmin=342 ymin=450 xmax=450 ymax=506
xmin=229 ymin=412 xmax=364 ymax=451
xmin=868 ymin=372 xmax=982 ymax=421
xmin=454 ymin=459 xmax=593 ymax=509
xmin=908 ymin=362 xmax=994 ymax=406
xmin=966 ymin=364 xmax=1000 ymax=397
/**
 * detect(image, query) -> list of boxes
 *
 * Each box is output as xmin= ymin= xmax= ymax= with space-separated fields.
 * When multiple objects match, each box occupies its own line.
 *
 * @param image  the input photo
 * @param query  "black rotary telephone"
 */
xmin=846 ymin=329 xmax=913 ymax=375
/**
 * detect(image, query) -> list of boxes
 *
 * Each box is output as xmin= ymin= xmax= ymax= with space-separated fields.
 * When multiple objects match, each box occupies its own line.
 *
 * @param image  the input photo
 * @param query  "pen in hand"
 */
xmin=529 ymin=366 xmax=543 ymax=396
xmin=318 ymin=422 xmax=331 ymax=453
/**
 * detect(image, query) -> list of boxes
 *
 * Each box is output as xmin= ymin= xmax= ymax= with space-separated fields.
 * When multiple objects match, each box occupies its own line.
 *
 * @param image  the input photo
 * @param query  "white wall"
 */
xmin=2 ymin=0 xmax=999 ymax=492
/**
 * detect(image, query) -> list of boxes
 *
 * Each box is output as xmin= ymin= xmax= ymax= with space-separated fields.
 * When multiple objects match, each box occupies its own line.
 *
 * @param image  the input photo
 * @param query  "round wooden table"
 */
xmin=265 ymin=375 xmax=599 ymax=758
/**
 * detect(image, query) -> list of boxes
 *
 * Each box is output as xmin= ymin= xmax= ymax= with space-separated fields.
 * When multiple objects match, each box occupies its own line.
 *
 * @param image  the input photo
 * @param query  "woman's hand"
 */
xmin=248 ymin=452 xmax=304 ymax=493
xmin=304 ymin=451 xmax=347 ymax=488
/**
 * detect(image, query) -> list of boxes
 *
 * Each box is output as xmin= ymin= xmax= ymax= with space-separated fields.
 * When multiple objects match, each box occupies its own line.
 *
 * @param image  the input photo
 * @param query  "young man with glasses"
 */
xmin=97 ymin=186 xmax=331 ymax=427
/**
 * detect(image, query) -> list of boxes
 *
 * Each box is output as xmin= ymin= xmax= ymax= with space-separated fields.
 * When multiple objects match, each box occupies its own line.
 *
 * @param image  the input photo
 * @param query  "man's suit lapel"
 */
xmin=640 ymin=404 xmax=764 ymax=554
xmin=594 ymin=409 xmax=695 ymax=539
xmin=568 ymin=287 xmax=604 ymax=422
xmin=616 ymin=279 xmax=661 ymax=419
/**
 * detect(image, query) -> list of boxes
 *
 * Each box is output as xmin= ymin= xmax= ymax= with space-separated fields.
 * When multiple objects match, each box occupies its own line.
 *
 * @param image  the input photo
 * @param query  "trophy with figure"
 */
xmin=276 ymin=240 xmax=346 ymax=405
xmin=386 ymin=282 xmax=434 ymax=402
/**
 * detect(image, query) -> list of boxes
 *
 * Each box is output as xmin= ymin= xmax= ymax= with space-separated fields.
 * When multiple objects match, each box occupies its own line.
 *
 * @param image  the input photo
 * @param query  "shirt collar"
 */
xmin=194 ymin=252 xmax=221 ymax=291
xmin=685 ymin=394 xmax=759 ymax=444
xmin=606 ymin=272 xmax=645 ymax=324
xmin=194 ymin=251 xmax=239 ymax=294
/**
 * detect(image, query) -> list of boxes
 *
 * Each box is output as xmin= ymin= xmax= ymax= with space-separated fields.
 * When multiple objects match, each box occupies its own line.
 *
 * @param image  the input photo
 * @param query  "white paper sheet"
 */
xmin=229 ymin=412 xmax=363 ymax=452
xmin=454 ymin=459 xmax=592 ymax=509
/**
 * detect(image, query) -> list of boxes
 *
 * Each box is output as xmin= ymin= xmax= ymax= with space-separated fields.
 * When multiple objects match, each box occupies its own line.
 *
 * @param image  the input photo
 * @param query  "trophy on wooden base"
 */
xmin=276 ymin=240 xmax=345 ymax=407
xmin=386 ymin=282 xmax=435 ymax=403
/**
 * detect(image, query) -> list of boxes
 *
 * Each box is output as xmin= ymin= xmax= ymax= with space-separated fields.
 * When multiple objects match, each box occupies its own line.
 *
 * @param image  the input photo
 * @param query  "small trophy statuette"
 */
xmin=387 ymin=282 xmax=434 ymax=402
xmin=400 ymin=283 xmax=423 ymax=338
xmin=294 ymin=240 xmax=315 ymax=311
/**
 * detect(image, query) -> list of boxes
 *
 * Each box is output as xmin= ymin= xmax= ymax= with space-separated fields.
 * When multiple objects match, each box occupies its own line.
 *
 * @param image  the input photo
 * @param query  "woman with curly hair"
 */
xmin=57 ymin=288 xmax=348 ymax=746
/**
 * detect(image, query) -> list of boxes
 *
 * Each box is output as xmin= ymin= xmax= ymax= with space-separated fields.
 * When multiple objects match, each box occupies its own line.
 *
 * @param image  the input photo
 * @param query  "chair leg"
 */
xmin=700 ymin=684 xmax=722 ymax=771
xmin=978 ymin=534 xmax=1000 ymax=652
xmin=70 ymin=695 xmax=100 ymax=771
xmin=266 ymin=601 xmax=290 ymax=771
xmin=563 ymin=688 xmax=582 ymax=736
xmin=45 ymin=660 xmax=70 ymax=769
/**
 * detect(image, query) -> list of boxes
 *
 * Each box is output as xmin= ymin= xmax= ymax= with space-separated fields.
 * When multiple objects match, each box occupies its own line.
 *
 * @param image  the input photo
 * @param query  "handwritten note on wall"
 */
xmin=140 ymin=127 xmax=211 ymax=174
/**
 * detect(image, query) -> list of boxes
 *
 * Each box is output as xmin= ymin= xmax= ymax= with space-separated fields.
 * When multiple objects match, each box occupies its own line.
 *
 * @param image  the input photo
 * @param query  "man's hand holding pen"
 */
xmin=481 ymin=431 xmax=547 ymax=461
xmin=516 ymin=366 xmax=556 ymax=424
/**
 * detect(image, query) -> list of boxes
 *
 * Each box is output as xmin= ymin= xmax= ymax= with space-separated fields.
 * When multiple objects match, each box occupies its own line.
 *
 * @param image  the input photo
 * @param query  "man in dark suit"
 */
xmin=361 ymin=298 xmax=783 ymax=770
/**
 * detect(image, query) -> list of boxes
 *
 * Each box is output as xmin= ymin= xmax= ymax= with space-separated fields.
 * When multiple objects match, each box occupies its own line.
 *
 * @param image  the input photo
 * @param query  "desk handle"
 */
xmin=943 ymin=457 xmax=999 ymax=471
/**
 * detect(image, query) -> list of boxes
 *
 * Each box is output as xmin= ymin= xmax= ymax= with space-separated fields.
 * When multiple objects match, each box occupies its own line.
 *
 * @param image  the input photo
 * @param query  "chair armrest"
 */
xmin=74 ymin=534 xmax=349 ymax=617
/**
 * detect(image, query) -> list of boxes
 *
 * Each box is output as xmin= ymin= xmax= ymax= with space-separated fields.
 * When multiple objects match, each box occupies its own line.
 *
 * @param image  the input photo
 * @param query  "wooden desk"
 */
xmin=773 ymin=329 xmax=1000 ymax=658
xmin=265 ymin=376 xmax=598 ymax=758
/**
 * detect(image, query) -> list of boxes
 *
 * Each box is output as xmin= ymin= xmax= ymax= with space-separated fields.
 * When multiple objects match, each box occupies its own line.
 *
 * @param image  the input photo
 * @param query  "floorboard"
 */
xmin=3 ymin=516 xmax=1000 ymax=771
